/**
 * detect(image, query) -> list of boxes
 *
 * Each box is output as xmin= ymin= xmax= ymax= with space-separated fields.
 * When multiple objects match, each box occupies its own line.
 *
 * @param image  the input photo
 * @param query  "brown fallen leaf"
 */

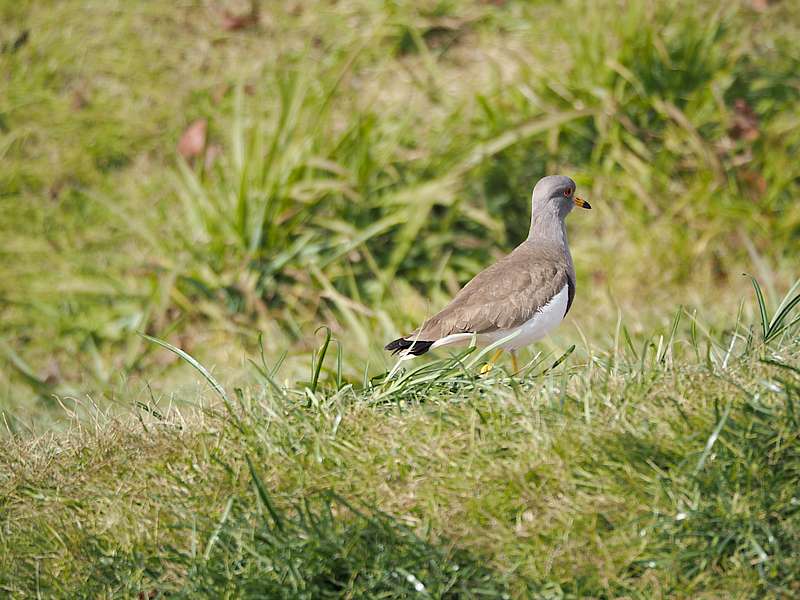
xmin=729 ymin=98 xmax=759 ymax=142
xmin=739 ymin=168 xmax=767 ymax=198
xmin=221 ymin=0 xmax=260 ymax=31
xmin=178 ymin=119 xmax=207 ymax=161
xmin=221 ymin=11 xmax=258 ymax=30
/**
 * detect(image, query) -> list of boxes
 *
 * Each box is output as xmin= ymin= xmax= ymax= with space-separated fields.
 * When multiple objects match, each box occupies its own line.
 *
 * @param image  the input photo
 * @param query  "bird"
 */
xmin=385 ymin=175 xmax=590 ymax=375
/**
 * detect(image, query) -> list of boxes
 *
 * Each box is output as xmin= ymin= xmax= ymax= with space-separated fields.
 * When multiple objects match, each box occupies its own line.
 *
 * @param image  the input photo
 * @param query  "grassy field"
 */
xmin=1 ymin=0 xmax=800 ymax=597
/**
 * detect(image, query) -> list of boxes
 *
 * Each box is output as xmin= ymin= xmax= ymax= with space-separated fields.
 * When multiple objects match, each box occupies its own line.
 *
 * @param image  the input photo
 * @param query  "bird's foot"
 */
xmin=479 ymin=349 xmax=504 ymax=376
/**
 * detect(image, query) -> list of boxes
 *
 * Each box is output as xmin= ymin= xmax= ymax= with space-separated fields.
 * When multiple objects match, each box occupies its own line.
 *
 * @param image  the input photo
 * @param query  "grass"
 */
xmin=1 ymin=0 xmax=800 ymax=596
xmin=2 ymin=289 xmax=799 ymax=597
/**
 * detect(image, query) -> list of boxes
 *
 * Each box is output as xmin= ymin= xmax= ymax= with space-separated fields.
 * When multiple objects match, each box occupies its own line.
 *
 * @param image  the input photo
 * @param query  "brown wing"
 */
xmin=410 ymin=241 xmax=571 ymax=340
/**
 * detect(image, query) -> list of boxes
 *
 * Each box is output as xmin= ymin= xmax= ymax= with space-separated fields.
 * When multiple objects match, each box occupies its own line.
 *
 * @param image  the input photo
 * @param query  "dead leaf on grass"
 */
xmin=729 ymin=98 xmax=759 ymax=142
xmin=178 ymin=119 xmax=207 ymax=161
xmin=220 ymin=0 xmax=260 ymax=31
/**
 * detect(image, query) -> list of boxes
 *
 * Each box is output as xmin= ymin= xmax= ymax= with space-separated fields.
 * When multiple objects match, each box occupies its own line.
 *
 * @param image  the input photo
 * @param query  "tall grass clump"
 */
xmin=160 ymin=66 xmax=493 ymax=322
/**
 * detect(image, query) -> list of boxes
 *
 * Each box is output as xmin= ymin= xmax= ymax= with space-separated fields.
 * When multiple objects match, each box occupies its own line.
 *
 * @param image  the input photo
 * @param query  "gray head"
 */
xmin=531 ymin=175 xmax=590 ymax=219
xmin=528 ymin=175 xmax=590 ymax=241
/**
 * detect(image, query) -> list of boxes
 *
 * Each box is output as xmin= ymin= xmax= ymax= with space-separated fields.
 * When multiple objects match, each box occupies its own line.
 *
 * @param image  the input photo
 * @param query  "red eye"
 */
xmin=563 ymin=188 xmax=572 ymax=197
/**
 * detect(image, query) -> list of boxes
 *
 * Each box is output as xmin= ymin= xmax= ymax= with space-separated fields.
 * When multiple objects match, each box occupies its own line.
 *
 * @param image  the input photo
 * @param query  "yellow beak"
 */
xmin=574 ymin=196 xmax=591 ymax=209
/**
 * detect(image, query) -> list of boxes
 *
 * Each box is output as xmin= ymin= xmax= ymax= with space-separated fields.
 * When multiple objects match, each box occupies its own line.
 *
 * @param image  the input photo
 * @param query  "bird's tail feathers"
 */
xmin=384 ymin=338 xmax=434 ymax=356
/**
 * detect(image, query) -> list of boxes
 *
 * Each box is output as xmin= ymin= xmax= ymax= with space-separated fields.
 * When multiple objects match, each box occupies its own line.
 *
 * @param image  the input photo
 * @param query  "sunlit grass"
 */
xmin=2 ymin=281 xmax=799 ymax=596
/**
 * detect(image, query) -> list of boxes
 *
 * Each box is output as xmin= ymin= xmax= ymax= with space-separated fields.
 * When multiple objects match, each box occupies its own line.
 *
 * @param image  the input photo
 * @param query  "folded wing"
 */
xmin=409 ymin=242 xmax=574 ymax=341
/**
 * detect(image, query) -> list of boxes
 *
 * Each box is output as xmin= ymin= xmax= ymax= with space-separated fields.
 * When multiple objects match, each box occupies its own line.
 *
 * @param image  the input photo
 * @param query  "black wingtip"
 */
xmin=384 ymin=338 xmax=434 ymax=356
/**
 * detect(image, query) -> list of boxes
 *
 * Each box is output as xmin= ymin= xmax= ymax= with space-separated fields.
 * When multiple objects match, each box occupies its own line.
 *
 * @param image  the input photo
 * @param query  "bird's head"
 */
xmin=531 ymin=175 xmax=590 ymax=219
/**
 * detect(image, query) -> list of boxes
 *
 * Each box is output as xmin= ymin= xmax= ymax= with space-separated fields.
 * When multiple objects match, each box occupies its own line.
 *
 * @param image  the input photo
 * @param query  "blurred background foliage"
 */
xmin=1 ymin=0 xmax=799 ymax=427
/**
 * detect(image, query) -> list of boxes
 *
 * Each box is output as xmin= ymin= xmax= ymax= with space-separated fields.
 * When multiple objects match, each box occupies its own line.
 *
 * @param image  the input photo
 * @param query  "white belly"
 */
xmin=431 ymin=284 xmax=569 ymax=352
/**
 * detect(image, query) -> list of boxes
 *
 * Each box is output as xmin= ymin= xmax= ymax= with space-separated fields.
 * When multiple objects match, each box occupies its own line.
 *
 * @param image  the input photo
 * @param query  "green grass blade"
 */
xmin=245 ymin=454 xmax=285 ymax=533
xmin=142 ymin=334 xmax=229 ymax=403
xmin=548 ymin=344 xmax=576 ymax=372
xmin=747 ymin=274 xmax=769 ymax=341
xmin=203 ymin=497 xmax=234 ymax=560
xmin=311 ymin=326 xmax=332 ymax=394
xmin=693 ymin=401 xmax=732 ymax=476
xmin=765 ymin=285 xmax=800 ymax=342
xmin=659 ymin=307 xmax=682 ymax=365
xmin=772 ymin=278 xmax=800 ymax=319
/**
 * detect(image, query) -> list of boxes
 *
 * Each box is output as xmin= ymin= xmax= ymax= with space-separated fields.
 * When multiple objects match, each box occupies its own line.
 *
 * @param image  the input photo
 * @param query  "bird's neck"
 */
xmin=528 ymin=207 xmax=573 ymax=276
xmin=528 ymin=206 xmax=568 ymax=248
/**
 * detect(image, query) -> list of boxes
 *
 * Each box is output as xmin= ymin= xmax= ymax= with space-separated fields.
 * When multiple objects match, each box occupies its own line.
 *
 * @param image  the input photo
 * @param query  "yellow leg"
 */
xmin=511 ymin=352 xmax=519 ymax=374
xmin=480 ymin=349 xmax=503 ymax=375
